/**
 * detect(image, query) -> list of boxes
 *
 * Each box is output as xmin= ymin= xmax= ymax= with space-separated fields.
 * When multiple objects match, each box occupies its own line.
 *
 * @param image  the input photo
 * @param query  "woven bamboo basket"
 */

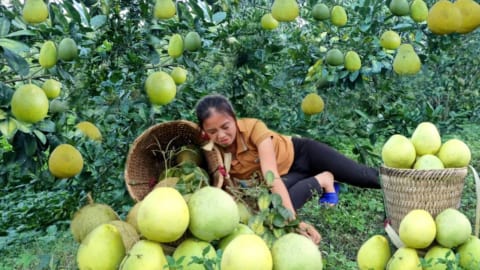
xmin=124 ymin=120 xmax=224 ymax=202
xmin=380 ymin=166 xmax=468 ymax=232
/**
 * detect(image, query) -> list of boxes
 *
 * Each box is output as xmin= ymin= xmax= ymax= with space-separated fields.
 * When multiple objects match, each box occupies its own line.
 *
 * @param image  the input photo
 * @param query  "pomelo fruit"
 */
xmin=188 ymin=186 xmax=240 ymax=241
xmin=380 ymin=30 xmax=401 ymax=50
xmin=125 ymin=201 xmax=141 ymax=233
xmin=424 ymin=245 xmax=456 ymax=270
xmin=301 ymin=93 xmax=324 ymax=115
xmin=427 ymin=0 xmax=462 ymax=35
xmin=413 ymin=154 xmax=444 ymax=170
xmin=381 ymin=134 xmax=416 ymax=168
xmin=393 ymin=43 xmax=421 ymax=75
xmin=39 ymin=41 xmax=57 ymax=69
xmin=236 ymin=201 xmax=252 ymax=224
xmin=119 ymin=240 xmax=168 ymax=269
xmin=271 ymin=233 xmax=323 ymax=270
xmin=389 ymin=0 xmax=410 ymax=16
xmin=399 ymin=209 xmax=436 ymax=249
xmin=173 ymin=238 xmax=216 ymax=270
xmin=330 ymin=6 xmax=347 ymax=27
xmin=154 ymin=0 xmax=176 ymax=20
xmin=271 ymin=0 xmax=299 ymax=22
xmin=454 ymin=0 xmax=480 ymax=34
xmin=168 ymin=34 xmax=184 ymax=58
xmin=11 ymin=84 xmax=49 ymax=124
xmin=457 ymin=235 xmax=480 ymax=270
xmin=48 ymin=144 xmax=84 ymax=178
xmin=108 ymin=220 xmax=140 ymax=251
xmin=77 ymin=223 xmax=125 ymax=270
xmin=344 ymin=50 xmax=361 ymax=72
xmin=217 ymin=223 xmax=254 ymax=250
xmin=23 ymin=0 xmax=48 ymax=24
xmin=357 ymin=235 xmax=391 ymax=270
xmin=58 ymin=38 xmax=78 ymax=61
xmin=435 ymin=208 xmax=472 ymax=248
xmin=411 ymin=122 xmax=442 ymax=155
xmin=312 ymin=3 xmax=330 ymax=20
xmin=437 ymin=139 xmax=471 ymax=168
xmin=221 ymin=234 xmax=272 ymax=270
xmin=325 ymin=48 xmax=344 ymax=66
xmin=386 ymin=247 xmax=422 ymax=270
xmin=145 ymin=71 xmax=176 ymax=105
xmin=261 ymin=13 xmax=279 ymax=30
xmin=184 ymin=31 xmax=202 ymax=51
xmin=137 ymin=187 xmax=189 ymax=243
xmin=170 ymin=67 xmax=187 ymax=85
xmin=42 ymin=79 xmax=62 ymax=99
xmin=76 ymin=121 xmax=102 ymax=141
xmin=410 ymin=0 xmax=429 ymax=23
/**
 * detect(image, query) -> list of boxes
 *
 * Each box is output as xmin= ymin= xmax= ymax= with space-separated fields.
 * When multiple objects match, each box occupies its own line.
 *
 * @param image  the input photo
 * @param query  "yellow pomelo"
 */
xmin=399 ymin=209 xmax=436 ymax=249
xmin=58 ymin=38 xmax=78 ymax=61
xmin=77 ymin=224 xmax=125 ymax=270
xmin=357 ymin=235 xmax=391 ymax=270
xmin=301 ymin=93 xmax=324 ymax=115
xmin=271 ymin=0 xmax=299 ymax=22
xmin=137 ymin=187 xmax=189 ymax=243
xmin=381 ymin=134 xmax=416 ymax=168
xmin=144 ymin=71 xmax=177 ymax=105
xmin=221 ymin=234 xmax=272 ymax=270
xmin=154 ymin=0 xmax=176 ymax=20
xmin=271 ymin=233 xmax=323 ymax=270
xmin=125 ymin=202 xmax=141 ymax=233
xmin=389 ymin=0 xmax=410 ymax=16
xmin=386 ymin=247 xmax=422 ymax=270
xmin=39 ymin=41 xmax=57 ymax=69
xmin=23 ymin=0 xmax=48 ymax=24
xmin=49 ymin=144 xmax=84 ymax=178
xmin=119 ymin=240 xmax=168 ymax=270
xmin=42 ymin=79 xmax=61 ymax=99
xmin=312 ymin=3 xmax=330 ymax=20
xmin=184 ymin=31 xmax=202 ymax=51
xmin=393 ymin=44 xmax=421 ymax=75
xmin=331 ymin=5 xmax=347 ymax=27
xmin=173 ymin=238 xmax=216 ymax=270
xmin=217 ymin=223 xmax=254 ymax=250
xmin=413 ymin=154 xmax=444 ymax=170
xmin=424 ymin=245 xmax=456 ymax=270
xmin=70 ymin=200 xmax=120 ymax=243
xmin=108 ymin=220 xmax=140 ymax=252
xmin=435 ymin=208 xmax=472 ymax=248
xmin=168 ymin=34 xmax=184 ymax=58
xmin=437 ymin=139 xmax=471 ymax=168
xmin=11 ymin=84 xmax=49 ymax=124
xmin=175 ymin=144 xmax=203 ymax=166
xmin=170 ymin=67 xmax=187 ymax=85
xmin=344 ymin=50 xmax=361 ymax=72
xmin=454 ymin=0 xmax=480 ymax=34
xmin=325 ymin=48 xmax=344 ymax=66
xmin=457 ymin=236 xmax=480 ymax=270
xmin=261 ymin=13 xmax=279 ymax=30
xmin=410 ymin=0 xmax=429 ymax=23
xmin=76 ymin=121 xmax=102 ymax=141
xmin=411 ymin=122 xmax=441 ymax=155
xmin=380 ymin=30 xmax=401 ymax=50
xmin=188 ymin=186 xmax=240 ymax=241
xmin=427 ymin=0 xmax=462 ymax=35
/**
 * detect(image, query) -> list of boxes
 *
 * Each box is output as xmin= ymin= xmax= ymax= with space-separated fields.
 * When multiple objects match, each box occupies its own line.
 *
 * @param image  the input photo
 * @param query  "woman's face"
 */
xmin=202 ymin=110 xmax=237 ymax=148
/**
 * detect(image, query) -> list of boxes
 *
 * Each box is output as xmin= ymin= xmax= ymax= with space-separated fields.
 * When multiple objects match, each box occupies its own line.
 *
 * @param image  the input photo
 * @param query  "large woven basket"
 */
xmin=380 ymin=166 xmax=468 ymax=232
xmin=124 ymin=120 xmax=224 ymax=202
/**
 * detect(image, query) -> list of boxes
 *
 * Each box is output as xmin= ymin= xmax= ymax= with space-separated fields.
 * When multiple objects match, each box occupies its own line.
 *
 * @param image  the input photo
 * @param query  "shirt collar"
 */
xmin=236 ymin=120 xmax=248 ymax=153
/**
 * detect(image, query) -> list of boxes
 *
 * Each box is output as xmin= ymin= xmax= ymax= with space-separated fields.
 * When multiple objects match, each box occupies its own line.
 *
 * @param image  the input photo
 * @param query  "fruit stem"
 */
xmin=86 ymin=192 xmax=94 ymax=204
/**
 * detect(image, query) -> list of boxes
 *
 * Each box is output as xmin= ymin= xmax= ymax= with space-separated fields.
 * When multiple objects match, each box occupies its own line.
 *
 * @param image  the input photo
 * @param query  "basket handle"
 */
xmin=469 ymin=165 xmax=480 ymax=238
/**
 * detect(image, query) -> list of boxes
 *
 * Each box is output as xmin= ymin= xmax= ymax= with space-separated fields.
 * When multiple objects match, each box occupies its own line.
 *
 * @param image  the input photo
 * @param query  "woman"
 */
xmin=195 ymin=94 xmax=380 ymax=244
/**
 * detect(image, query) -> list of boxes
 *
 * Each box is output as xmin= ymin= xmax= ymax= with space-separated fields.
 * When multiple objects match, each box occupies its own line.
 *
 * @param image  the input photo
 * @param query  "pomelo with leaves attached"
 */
xmin=173 ymin=238 xmax=217 ymax=270
xmin=11 ymin=84 xmax=49 ymax=123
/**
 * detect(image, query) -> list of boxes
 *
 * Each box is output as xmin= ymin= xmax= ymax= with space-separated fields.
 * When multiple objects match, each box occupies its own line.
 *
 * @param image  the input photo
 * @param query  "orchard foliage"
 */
xmin=0 ymin=0 xmax=479 ymax=237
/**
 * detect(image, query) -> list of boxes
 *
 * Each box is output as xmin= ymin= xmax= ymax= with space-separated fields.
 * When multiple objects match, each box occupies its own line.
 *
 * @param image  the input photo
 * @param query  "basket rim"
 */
xmin=380 ymin=165 xmax=469 ymax=173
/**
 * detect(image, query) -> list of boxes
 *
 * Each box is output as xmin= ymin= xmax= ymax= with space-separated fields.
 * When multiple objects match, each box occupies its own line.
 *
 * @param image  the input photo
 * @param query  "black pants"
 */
xmin=282 ymin=137 xmax=380 ymax=210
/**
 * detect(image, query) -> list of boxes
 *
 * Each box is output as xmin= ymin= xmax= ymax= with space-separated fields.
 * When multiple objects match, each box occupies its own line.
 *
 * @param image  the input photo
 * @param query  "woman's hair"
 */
xmin=195 ymin=94 xmax=236 ymax=128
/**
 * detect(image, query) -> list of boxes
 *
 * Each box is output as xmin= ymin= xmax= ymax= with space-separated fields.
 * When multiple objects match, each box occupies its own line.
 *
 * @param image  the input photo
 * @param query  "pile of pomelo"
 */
xmin=357 ymin=207 xmax=479 ymax=269
xmin=72 ymin=184 xmax=324 ymax=270
xmin=381 ymin=121 xmax=471 ymax=170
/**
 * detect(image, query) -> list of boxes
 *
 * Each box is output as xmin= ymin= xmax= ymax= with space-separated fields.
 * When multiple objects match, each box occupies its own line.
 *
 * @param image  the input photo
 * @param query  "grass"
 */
xmin=1 ymin=124 xmax=479 ymax=269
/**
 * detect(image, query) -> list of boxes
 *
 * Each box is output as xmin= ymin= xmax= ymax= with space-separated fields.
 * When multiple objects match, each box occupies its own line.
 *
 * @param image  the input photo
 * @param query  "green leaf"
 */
xmin=0 ymin=38 xmax=29 ymax=53
xmin=264 ymin=170 xmax=275 ymax=185
xmin=212 ymin=12 xmax=227 ymax=24
xmin=62 ymin=1 xmax=82 ymax=25
xmin=90 ymin=15 xmax=107 ymax=29
xmin=36 ymin=120 xmax=56 ymax=133
xmin=33 ymin=130 xmax=47 ymax=145
xmin=0 ymin=17 xmax=11 ymax=37
xmin=3 ymin=47 xmax=29 ymax=76
xmin=6 ymin=30 xmax=36 ymax=38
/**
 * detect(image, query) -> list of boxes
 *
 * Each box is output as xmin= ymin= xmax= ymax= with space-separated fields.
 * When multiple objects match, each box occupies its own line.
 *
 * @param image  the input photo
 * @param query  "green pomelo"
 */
xmin=411 ymin=122 xmax=442 ymax=155
xmin=70 ymin=202 xmax=119 ymax=243
xmin=382 ymin=134 xmax=416 ymax=168
xmin=154 ymin=0 xmax=176 ymax=20
xmin=271 ymin=0 xmax=299 ymax=22
xmin=168 ymin=34 xmax=184 ymax=58
xmin=144 ymin=71 xmax=176 ymax=105
xmin=188 ymin=186 xmax=240 ymax=241
xmin=386 ymin=247 xmax=422 ymax=270
xmin=58 ymin=38 xmax=78 ymax=61
xmin=217 ymin=223 xmax=254 ymax=251
xmin=357 ymin=235 xmax=391 ymax=270
xmin=413 ymin=154 xmax=444 ymax=170
xmin=457 ymin=236 xmax=480 ymax=270
xmin=424 ymin=245 xmax=456 ymax=270
xmin=435 ymin=208 xmax=472 ymax=248
xmin=399 ymin=209 xmax=436 ymax=249
xmin=39 ymin=41 xmax=57 ymax=69
xmin=11 ymin=84 xmax=49 ymax=124
xmin=137 ymin=187 xmax=189 ymax=243
xmin=325 ymin=48 xmax=344 ymax=66
xmin=108 ymin=220 xmax=140 ymax=251
xmin=221 ymin=234 xmax=272 ymax=270
xmin=271 ymin=233 xmax=323 ymax=270
xmin=312 ymin=3 xmax=330 ymax=20
xmin=49 ymin=99 xmax=69 ymax=113
xmin=119 ymin=240 xmax=168 ymax=270
xmin=77 ymin=223 xmax=125 ymax=270
xmin=173 ymin=238 xmax=216 ymax=270
xmin=184 ymin=31 xmax=202 ymax=51
xmin=23 ymin=0 xmax=48 ymax=24
xmin=389 ymin=0 xmax=410 ymax=16
xmin=437 ymin=139 xmax=471 ymax=168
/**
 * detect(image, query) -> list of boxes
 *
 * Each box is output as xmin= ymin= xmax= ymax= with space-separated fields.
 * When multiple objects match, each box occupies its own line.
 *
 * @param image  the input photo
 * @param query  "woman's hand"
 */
xmin=297 ymin=221 xmax=322 ymax=245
